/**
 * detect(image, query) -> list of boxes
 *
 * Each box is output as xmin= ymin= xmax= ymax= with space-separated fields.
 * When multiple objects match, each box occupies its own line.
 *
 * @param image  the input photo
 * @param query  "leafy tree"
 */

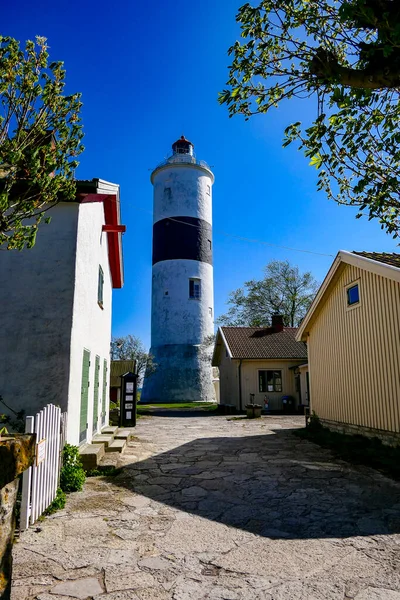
xmin=219 ymin=1 xmax=400 ymax=237
xmin=110 ymin=335 xmax=156 ymax=381
xmin=0 ymin=35 xmax=84 ymax=249
xmin=218 ymin=260 xmax=319 ymax=327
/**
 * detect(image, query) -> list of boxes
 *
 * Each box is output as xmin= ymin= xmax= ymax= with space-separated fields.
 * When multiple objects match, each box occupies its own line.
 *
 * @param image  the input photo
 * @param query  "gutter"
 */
xmin=238 ymin=359 xmax=243 ymax=412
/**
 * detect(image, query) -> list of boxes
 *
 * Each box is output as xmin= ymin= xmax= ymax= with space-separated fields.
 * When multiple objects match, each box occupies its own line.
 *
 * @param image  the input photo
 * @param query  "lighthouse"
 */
xmin=141 ymin=136 xmax=215 ymax=403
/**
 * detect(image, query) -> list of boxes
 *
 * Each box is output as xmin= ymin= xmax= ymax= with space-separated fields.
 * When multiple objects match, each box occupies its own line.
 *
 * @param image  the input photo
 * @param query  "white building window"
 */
xmin=98 ymin=266 xmax=104 ymax=308
xmin=206 ymin=185 xmax=211 ymax=196
xmin=259 ymin=370 xmax=282 ymax=393
xmin=189 ymin=278 xmax=201 ymax=299
xmin=345 ymin=279 xmax=361 ymax=311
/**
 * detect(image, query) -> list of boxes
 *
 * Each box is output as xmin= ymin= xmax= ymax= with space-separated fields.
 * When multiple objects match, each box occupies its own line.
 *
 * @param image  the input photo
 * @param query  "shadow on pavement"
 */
xmin=112 ymin=425 xmax=400 ymax=540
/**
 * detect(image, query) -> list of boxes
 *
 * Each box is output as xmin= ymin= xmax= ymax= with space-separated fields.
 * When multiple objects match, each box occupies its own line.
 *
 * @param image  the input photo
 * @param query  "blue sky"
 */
xmin=5 ymin=0 xmax=397 ymax=349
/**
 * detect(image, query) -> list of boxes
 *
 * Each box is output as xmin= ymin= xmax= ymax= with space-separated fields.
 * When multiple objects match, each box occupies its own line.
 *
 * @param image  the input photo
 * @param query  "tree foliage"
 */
xmin=0 ymin=35 xmax=84 ymax=249
xmin=219 ymin=0 xmax=400 ymax=237
xmin=110 ymin=335 xmax=156 ymax=381
xmin=218 ymin=260 xmax=319 ymax=327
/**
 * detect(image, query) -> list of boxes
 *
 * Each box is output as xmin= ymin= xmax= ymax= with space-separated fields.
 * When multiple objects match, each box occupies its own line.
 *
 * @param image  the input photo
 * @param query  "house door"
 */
xmin=306 ymin=372 xmax=310 ymax=405
xmin=296 ymin=373 xmax=302 ymax=405
xmin=101 ymin=359 xmax=108 ymax=426
xmin=79 ymin=349 xmax=90 ymax=443
xmin=92 ymin=355 xmax=100 ymax=433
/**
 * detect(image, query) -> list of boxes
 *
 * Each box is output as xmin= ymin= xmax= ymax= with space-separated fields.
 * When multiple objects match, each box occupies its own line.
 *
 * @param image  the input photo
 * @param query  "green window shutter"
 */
xmin=98 ymin=266 xmax=104 ymax=307
xmin=92 ymin=355 xmax=100 ymax=432
xmin=102 ymin=359 xmax=108 ymax=425
xmin=80 ymin=349 xmax=90 ymax=443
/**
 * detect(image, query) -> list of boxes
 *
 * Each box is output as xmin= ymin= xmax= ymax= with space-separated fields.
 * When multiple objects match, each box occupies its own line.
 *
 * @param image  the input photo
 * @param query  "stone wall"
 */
xmin=320 ymin=418 xmax=400 ymax=447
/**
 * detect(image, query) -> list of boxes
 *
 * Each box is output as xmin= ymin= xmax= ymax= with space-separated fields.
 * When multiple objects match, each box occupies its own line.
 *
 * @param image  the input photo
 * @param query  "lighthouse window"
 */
xmin=206 ymin=185 xmax=210 ymax=195
xmin=189 ymin=278 xmax=201 ymax=299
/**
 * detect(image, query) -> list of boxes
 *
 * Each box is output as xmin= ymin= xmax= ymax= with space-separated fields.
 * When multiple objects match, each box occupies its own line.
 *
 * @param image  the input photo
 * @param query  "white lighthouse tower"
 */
xmin=141 ymin=136 xmax=215 ymax=403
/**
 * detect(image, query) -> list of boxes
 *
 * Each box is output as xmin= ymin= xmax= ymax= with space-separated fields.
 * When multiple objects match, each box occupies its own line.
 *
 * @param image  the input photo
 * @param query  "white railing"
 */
xmin=20 ymin=404 xmax=66 ymax=530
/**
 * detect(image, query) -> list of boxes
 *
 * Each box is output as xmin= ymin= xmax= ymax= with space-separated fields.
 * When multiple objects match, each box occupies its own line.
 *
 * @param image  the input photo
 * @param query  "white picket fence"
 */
xmin=20 ymin=404 xmax=67 ymax=530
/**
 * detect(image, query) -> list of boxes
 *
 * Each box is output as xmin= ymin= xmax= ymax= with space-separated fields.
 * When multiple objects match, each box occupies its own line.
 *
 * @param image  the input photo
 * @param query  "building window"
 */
xmin=206 ymin=185 xmax=211 ymax=196
xmin=98 ymin=266 xmax=104 ymax=308
xmin=208 ymin=239 xmax=212 ymax=250
xmin=347 ymin=283 xmax=360 ymax=306
xmin=164 ymin=187 xmax=172 ymax=200
xmin=189 ymin=278 xmax=201 ymax=299
xmin=259 ymin=370 xmax=282 ymax=393
xmin=209 ymin=307 xmax=212 ymax=317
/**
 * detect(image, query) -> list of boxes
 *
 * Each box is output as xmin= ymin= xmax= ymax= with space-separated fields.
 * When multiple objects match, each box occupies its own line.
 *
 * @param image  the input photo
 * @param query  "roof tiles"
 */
xmin=353 ymin=251 xmax=400 ymax=269
xmin=221 ymin=327 xmax=307 ymax=360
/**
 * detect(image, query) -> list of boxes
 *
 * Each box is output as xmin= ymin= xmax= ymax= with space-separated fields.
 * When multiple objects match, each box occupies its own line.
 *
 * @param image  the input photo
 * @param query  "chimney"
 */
xmin=271 ymin=314 xmax=284 ymax=332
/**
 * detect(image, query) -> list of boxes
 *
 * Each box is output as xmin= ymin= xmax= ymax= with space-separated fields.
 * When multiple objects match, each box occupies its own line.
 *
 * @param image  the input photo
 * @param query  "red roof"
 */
xmin=172 ymin=135 xmax=194 ymax=148
xmin=217 ymin=326 xmax=307 ymax=360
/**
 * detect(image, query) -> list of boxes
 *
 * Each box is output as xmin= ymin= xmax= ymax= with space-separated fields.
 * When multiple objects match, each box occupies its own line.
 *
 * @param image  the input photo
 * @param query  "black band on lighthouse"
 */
xmin=152 ymin=216 xmax=213 ymax=266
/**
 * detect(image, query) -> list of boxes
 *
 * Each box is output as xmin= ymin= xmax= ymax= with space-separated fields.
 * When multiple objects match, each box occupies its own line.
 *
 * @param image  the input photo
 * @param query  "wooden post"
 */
xmin=0 ymin=434 xmax=36 ymax=599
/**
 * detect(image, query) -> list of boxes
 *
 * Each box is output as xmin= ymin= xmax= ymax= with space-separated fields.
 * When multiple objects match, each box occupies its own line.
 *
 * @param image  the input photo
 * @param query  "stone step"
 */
xmin=101 ymin=426 xmax=118 ymax=436
xmin=114 ymin=428 xmax=136 ymax=440
xmin=92 ymin=434 xmax=114 ymax=448
xmin=106 ymin=439 xmax=126 ymax=453
xmin=98 ymin=453 xmax=119 ymax=469
xmin=79 ymin=443 xmax=105 ymax=471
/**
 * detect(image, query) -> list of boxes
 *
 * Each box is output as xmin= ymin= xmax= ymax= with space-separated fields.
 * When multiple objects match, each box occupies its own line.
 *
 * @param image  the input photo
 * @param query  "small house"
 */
xmin=212 ymin=316 xmax=308 ymax=412
xmin=110 ymin=360 xmax=136 ymax=405
xmin=296 ymin=251 xmax=400 ymax=445
xmin=0 ymin=179 xmax=125 ymax=446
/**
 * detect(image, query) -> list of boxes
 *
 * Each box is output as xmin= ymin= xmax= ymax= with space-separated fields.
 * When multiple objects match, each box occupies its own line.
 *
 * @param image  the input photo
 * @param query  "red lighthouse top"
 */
xmin=172 ymin=135 xmax=194 ymax=155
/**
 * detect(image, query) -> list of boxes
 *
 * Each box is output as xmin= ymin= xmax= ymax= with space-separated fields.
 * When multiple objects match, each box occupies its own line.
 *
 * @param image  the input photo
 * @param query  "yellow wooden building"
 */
xmin=297 ymin=251 xmax=400 ymax=445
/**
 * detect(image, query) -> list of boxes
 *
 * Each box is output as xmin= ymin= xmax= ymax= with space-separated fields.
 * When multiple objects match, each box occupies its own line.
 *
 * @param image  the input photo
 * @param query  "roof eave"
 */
xmin=77 ymin=179 xmax=125 ymax=289
xmin=296 ymin=251 xmax=343 ymax=342
xmin=296 ymin=249 xmax=400 ymax=342
xmin=211 ymin=327 xmax=233 ymax=366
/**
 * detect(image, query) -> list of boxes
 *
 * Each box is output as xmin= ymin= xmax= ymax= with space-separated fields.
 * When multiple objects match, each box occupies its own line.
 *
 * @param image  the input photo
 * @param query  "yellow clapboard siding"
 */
xmin=309 ymin=264 xmax=400 ymax=433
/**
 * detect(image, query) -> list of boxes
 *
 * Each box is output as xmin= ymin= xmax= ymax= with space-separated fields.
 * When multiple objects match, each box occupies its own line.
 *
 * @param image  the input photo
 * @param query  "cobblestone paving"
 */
xmin=12 ymin=413 xmax=400 ymax=599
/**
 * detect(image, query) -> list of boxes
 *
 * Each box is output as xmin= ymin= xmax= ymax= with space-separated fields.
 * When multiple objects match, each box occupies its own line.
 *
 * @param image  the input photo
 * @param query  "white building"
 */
xmin=141 ymin=136 xmax=215 ymax=402
xmin=0 ymin=179 xmax=125 ymax=446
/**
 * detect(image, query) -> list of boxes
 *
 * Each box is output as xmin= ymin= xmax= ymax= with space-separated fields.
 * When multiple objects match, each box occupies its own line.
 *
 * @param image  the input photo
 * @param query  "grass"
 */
xmin=137 ymin=402 xmax=218 ymax=413
xmin=86 ymin=466 xmax=122 ymax=477
xmin=294 ymin=421 xmax=400 ymax=481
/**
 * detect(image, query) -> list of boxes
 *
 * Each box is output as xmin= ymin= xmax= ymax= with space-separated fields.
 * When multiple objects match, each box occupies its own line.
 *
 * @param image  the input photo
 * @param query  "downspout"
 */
xmin=238 ymin=359 xmax=243 ymax=412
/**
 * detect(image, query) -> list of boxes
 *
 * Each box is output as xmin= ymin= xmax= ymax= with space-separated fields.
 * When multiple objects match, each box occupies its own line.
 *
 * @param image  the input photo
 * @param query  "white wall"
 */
xmin=67 ymin=202 xmax=112 ymax=445
xmin=151 ymin=259 xmax=214 ymax=347
xmin=0 ymin=203 xmax=79 ymax=418
xmin=152 ymin=165 xmax=213 ymax=224
xmin=142 ymin=159 xmax=215 ymax=403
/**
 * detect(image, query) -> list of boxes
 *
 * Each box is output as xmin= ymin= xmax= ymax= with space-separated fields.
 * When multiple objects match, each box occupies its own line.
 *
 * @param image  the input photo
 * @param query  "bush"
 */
xmin=60 ymin=444 xmax=86 ymax=492
xmin=43 ymin=488 xmax=66 ymax=515
xmin=86 ymin=466 xmax=121 ymax=477
xmin=308 ymin=411 xmax=323 ymax=431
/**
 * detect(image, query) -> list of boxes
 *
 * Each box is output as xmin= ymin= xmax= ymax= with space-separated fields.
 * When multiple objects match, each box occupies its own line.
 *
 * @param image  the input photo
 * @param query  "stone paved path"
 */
xmin=12 ymin=413 xmax=400 ymax=599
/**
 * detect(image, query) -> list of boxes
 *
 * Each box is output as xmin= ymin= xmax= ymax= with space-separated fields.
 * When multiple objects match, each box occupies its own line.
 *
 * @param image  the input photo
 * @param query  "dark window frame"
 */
xmin=189 ymin=278 xmax=201 ymax=300
xmin=259 ymin=370 xmax=283 ymax=393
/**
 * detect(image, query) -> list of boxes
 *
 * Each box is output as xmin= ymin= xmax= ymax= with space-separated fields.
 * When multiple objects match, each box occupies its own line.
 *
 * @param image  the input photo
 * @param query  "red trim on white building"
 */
xmin=77 ymin=192 xmax=125 ymax=289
